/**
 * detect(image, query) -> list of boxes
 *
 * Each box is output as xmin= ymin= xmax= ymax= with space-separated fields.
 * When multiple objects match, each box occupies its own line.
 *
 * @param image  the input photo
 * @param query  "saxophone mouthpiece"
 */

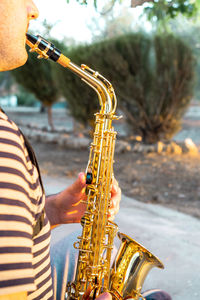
xmin=26 ymin=32 xmax=62 ymax=62
xmin=26 ymin=33 xmax=37 ymax=45
xmin=26 ymin=33 xmax=71 ymax=67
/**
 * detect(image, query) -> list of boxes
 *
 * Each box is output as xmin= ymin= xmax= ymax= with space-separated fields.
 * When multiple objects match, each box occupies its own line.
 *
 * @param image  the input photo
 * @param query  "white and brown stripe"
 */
xmin=0 ymin=111 xmax=53 ymax=299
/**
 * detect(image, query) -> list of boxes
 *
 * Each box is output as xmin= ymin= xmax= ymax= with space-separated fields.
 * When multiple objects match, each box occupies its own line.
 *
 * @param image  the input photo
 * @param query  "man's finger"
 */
xmin=111 ymin=180 xmax=119 ymax=194
xmin=96 ymin=292 xmax=112 ymax=300
xmin=67 ymin=172 xmax=86 ymax=194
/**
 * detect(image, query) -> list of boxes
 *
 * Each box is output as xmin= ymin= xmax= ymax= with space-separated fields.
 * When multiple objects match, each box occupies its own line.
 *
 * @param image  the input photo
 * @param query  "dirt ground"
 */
xmin=32 ymin=140 xmax=200 ymax=219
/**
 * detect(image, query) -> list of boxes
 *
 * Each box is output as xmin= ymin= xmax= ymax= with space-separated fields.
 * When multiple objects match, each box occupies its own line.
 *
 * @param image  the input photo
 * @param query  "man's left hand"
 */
xmin=45 ymin=172 xmax=121 ymax=226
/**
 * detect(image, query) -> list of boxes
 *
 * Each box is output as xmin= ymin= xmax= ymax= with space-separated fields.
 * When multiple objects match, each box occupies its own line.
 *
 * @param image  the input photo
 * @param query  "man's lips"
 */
xmin=26 ymin=23 xmax=29 ymax=33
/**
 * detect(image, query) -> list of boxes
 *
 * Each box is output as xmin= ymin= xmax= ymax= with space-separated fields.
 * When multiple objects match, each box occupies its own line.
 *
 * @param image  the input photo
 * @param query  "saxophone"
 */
xmin=26 ymin=34 xmax=164 ymax=300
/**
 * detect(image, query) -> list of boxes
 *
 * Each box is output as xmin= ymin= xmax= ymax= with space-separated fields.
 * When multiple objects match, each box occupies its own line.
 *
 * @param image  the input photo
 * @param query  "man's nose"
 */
xmin=27 ymin=0 xmax=39 ymax=20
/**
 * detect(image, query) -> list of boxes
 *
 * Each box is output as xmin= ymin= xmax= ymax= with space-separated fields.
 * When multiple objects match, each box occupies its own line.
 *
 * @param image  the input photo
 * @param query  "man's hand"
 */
xmin=83 ymin=285 xmax=112 ymax=300
xmin=45 ymin=172 xmax=87 ymax=226
xmin=108 ymin=177 xmax=121 ymax=222
xmin=45 ymin=172 xmax=121 ymax=226
xmin=96 ymin=292 xmax=112 ymax=300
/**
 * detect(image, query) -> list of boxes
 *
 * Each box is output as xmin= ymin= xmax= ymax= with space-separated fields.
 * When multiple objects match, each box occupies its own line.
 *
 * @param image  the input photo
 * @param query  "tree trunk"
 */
xmin=40 ymin=104 xmax=46 ymax=113
xmin=47 ymin=105 xmax=54 ymax=131
xmin=141 ymin=127 xmax=159 ymax=144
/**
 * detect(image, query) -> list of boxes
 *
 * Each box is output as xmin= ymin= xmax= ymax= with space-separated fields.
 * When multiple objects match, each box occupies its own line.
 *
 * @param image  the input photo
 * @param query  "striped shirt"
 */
xmin=0 ymin=110 xmax=53 ymax=299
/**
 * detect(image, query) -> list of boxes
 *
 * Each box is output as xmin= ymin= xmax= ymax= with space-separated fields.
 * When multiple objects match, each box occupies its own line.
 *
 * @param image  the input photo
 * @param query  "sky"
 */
xmin=29 ymin=0 xmax=145 ymax=43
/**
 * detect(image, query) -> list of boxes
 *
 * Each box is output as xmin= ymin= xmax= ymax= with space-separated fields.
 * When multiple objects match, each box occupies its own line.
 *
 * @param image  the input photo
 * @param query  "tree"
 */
xmin=88 ymin=6 xmax=136 ymax=42
xmin=0 ymin=72 xmax=15 ymax=97
xmin=12 ymin=48 xmax=60 ymax=130
xmin=66 ymin=0 xmax=199 ymax=19
xmin=168 ymin=15 xmax=200 ymax=100
xmin=143 ymin=0 xmax=199 ymax=22
xmin=66 ymin=0 xmax=123 ymax=14
xmin=53 ymin=43 xmax=99 ymax=129
xmin=55 ymin=32 xmax=194 ymax=143
xmin=114 ymin=33 xmax=195 ymax=143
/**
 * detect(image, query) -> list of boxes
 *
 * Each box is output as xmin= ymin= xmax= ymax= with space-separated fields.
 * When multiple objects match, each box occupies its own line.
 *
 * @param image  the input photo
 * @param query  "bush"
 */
xmin=12 ymin=46 xmax=60 ymax=129
xmin=53 ymin=43 xmax=99 ymax=127
xmin=55 ymin=33 xmax=195 ymax=143
xmin=12 ymin=47 xmax=59 ymax=107
xmin=119 ymin=33 xmax=195 ymax=143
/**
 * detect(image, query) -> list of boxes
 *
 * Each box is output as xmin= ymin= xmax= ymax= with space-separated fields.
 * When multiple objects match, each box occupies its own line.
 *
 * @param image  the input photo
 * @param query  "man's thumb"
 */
xmin=70 ymin=172 xmax=86 ymax=192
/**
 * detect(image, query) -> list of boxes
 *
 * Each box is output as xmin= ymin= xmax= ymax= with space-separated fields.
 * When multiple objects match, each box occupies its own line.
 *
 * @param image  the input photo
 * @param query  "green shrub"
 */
xmin=53 ymin=43 xmax=99 ymax=127
xmin=118 ymin=33 xmax=195 ymax=143
xmin=56 ymin=32 xmax=194 ymax=143
xmin=12 ymin=46 xmax=60 ymax=129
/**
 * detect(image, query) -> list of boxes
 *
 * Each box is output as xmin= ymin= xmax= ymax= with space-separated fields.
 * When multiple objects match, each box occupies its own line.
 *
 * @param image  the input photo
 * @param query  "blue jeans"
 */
xmin=50 ymin=229 xmax=171 ymax=300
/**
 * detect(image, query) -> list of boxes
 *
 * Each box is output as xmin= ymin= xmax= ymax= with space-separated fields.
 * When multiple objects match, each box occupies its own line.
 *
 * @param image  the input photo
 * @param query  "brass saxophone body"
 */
xmin=26 ymin=34 xmax=164 ymax=300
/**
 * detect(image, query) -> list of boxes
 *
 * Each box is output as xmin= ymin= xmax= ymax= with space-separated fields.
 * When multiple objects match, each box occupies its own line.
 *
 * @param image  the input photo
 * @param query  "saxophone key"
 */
xmin=80 ymin=200 xmax=88 ymax=204
xmin=86 ymin=172 xmax=92 ymax=184
xmin=80 ymin=215 xmax=91 ymax=227
xmin=77 ymin=235 xmax=90 ymax=241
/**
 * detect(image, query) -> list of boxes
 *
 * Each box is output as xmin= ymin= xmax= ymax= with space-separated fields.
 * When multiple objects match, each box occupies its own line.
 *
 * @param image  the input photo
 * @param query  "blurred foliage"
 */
xmin=55 ymin=33 xmax=194 ymax=143
xmin=12 ymin=47 xmax=60 ymax=129
xmin=88 ymin=7 xmax=135 ymax=42
xmin=16 ymin=85 xmax=38 ymax=107
xmin=12 ymin=49 xmax=59 ymax=106
xmin=168 ymin=16 xmax=200 ymax=100
xmin=65 ymin=0 xmax=199 ymax=20
xmin=52 ymin=42 xmax=99 ymax=127
xmin=144 ymin=0 xmax=199 ymax=21
xmin=144 ymin=34 xmax=194 ymax=143
xmin=88 ymin=8 xmax=200 ymax=102
xmin=0 ymin=72 xmax=15 ymax=95
xmin=0 ymin=72 xmax=5 ymax=82
xmin=66 ymin=0 xmax=123 ymax=14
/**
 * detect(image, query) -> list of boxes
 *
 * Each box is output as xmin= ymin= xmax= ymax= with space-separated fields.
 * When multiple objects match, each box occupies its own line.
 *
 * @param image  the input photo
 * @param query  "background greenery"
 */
xmin=0 ymin=0 xmax=199 ymax=143
xmin=12 ymin=48 xmax=60 ymax=130
xmin=66 ymin=0 xmax=199 ymax=20
xmin=54 ymin=32 xmax=194 ymax=143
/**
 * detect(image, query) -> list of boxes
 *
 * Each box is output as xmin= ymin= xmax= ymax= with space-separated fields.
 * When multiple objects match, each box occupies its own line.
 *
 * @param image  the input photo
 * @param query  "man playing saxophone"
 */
xmin=0 ymin=1 xmax=170 ymax=300
xmin=0 ymin=1 xmax=121 ymax=299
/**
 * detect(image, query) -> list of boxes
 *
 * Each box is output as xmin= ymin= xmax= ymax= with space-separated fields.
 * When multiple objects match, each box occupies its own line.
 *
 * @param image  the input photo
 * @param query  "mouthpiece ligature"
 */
xmin=26 ymin=33 xmax=61 ymax=61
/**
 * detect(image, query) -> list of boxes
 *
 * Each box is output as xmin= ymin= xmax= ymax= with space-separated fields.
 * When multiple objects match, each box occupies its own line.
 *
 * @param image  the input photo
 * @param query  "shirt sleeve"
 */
xmin=0 ymin=118 xmax=36 ymax=295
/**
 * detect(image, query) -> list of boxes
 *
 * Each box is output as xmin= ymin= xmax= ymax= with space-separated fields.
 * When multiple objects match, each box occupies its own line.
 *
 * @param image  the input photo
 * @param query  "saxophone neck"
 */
xmin=26 ymin=33 xmax=117 ymax=116
xmin=68 ymin=61 xmax=117 ymax=116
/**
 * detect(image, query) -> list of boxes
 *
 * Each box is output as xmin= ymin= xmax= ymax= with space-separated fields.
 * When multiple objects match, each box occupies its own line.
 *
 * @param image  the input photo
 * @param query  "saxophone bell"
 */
xmin=110 ymin=233 xmax=164 ymax=300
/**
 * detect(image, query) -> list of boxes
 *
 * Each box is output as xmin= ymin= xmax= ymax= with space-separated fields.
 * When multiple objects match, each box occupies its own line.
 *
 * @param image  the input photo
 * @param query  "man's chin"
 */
xmin=5 ymin=52 xmax=28 ymax=71
xmin=16 ymin=53 xmax=28 ymax=69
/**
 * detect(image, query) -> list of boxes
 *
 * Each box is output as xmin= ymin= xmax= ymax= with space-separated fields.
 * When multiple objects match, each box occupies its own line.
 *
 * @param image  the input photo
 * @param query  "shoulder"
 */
xmin=0 ymin=111 xmax=29 ymax=170
xmin=0 ymin=111 xmax=25 ymax=151
xmin=0 ymin=111 xmax=35 ymax=215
